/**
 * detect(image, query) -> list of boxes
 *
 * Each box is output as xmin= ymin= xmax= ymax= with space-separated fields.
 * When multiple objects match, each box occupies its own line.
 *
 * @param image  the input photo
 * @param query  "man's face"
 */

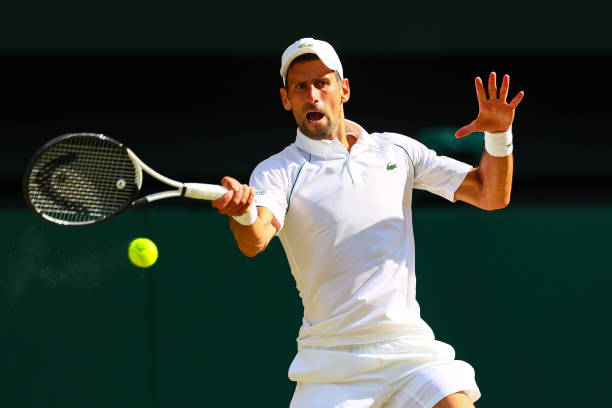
xmin=280 ymin=58 xmax=350 ymax=140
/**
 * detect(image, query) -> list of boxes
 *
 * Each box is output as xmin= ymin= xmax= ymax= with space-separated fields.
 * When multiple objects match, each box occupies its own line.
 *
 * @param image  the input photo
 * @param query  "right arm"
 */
xmin=211 ymin=176 xmax=279 ymax=257
xmin=229 ymin=207 xmax=279 ymax=257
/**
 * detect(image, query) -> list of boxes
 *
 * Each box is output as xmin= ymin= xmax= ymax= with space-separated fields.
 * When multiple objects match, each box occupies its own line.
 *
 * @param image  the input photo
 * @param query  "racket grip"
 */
xmin=183 ymin=182 xmax=257 ymax=226
xmin=183 ymin=183 xmax=228 ymax=200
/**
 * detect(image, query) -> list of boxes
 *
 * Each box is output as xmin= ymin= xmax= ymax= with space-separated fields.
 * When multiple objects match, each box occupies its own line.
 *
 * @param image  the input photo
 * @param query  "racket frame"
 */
xmin=23 ymin=133 xmax=142 ymax=226
xmin=23 ymin=133 xmax=248 ymax=226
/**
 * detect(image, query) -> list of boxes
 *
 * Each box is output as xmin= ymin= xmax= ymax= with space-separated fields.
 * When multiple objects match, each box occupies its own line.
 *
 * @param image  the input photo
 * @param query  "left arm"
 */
xmin=455 ymin=150 xmax=512 ymax=210
xmin=453 ymin=72 xmax=524 ymax=210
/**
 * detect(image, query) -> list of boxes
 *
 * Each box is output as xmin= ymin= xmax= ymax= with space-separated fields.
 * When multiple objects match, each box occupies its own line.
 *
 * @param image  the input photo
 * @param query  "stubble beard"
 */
xmin=298 ymin=112 xmax=339 ymax=141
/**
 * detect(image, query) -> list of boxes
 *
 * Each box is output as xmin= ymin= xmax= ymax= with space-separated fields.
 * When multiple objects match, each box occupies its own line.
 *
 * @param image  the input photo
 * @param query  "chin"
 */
xmin=300 ymin=125 xmax=330 ymax=140
xmin=300 ymin=119 xmax=335 ymax=140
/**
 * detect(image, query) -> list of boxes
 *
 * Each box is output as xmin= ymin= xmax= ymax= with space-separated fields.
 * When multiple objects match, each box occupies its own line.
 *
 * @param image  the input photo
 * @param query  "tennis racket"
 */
xmin=23 ymin=133 xmax=257 ymax=226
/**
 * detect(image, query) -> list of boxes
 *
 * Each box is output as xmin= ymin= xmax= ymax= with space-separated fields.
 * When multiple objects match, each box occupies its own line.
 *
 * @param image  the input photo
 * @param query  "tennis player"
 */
xmin=212 ymin=38 xmax=523 ymax=408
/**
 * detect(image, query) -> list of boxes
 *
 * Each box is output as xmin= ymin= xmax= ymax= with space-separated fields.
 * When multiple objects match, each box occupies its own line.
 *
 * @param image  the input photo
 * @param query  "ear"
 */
xmin=280 ymin=88 xmax=292 ymax=111
xmin=340 ymin=78 xmax=350 ymax=104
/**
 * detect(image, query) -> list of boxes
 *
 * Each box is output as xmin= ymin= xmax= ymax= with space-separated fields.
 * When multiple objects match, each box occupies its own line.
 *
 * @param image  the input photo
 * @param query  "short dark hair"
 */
xmin=284 ymin=53 xmax=342 ymax=88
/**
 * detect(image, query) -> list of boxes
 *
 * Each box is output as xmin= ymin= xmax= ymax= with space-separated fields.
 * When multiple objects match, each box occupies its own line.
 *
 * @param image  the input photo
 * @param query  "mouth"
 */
xmin=306 ymin=111 xmax=325 ymax=124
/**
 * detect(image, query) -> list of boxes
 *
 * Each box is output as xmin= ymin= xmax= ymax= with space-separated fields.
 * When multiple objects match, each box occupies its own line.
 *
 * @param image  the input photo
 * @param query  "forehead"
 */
xmin=286 ymin=58 xmax=335 ymax=84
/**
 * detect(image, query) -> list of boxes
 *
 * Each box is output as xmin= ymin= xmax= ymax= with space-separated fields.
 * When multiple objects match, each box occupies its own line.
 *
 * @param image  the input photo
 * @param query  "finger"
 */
xmin=474 ymin=76 xmax=487 ymax=104
xmin=499 ymin=74 xmax=510 ymax=102
xmin=229 ymin=185 xmax=244 ymax=210
xmin=508 ymin=91 xmax=525 ymax=109
xmin=217 ymin=176 xmax=242 ymax=214
xmin=488 ymin=71 xmax=497 ymax=99
xmin=227 ymin=185 xmax=254 ymax=216
xmin=220 ymin=176 xmax=241 ymax=191
xmin=247 ymin=187 xmax=255 ymax=207
xmin=236 ymin=185 xmax=250 ymax=208
xmin=235 ymin=187 xmax=255 ymax=215
xmin=455 ymin=122 xmax=475 ymax=138
xmin=239 ymin=185 xmax=252 ymax=207
xmin=211 ymin=189 xmax=229 ymax=208
xmin=212 ymin=190 xmax=234 ymax=214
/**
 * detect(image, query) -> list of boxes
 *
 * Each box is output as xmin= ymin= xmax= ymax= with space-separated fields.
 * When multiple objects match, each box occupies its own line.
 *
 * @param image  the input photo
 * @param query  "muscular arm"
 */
xmin=229 ymin=206 xmax=279 ymax=257
xmin=453 ymin=72 xmax=523 ymax=210
xmin=454 ymin=151 xmax=512 ymax=210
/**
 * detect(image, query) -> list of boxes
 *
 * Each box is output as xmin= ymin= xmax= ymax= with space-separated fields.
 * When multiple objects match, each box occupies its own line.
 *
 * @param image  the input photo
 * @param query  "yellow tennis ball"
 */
xmin=128 ymin=238 xmax=158 ymax=268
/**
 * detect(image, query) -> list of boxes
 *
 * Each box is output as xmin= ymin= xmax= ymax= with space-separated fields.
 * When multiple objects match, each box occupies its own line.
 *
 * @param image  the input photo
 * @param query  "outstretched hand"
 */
xmin=455 ymin=72 xmax=524 ymax=138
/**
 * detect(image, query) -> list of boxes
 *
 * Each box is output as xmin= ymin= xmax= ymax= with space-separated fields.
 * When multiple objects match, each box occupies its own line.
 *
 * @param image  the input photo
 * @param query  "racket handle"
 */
xmin=183 ymin=182 xmax=257 ymax=226
xmin=183 ymin=183 xmax=228 ymax=200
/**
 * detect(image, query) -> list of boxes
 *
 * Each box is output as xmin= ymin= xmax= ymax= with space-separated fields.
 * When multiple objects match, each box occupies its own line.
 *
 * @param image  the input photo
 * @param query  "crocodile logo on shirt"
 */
xmin=386 ymin=162 xmax=398 ymax=171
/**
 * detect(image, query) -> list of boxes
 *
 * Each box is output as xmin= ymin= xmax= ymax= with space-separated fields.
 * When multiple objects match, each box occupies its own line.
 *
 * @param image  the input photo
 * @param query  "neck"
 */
xmin=334 ymin=116 xmax=360 ymax=152
xmin=334 ymin=115 xmax=350 ymax=150
xmin=339 ymin=119 xmax=360 ymax=152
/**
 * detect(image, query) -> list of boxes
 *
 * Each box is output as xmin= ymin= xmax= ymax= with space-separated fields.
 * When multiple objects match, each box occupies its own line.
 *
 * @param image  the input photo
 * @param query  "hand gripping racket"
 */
xmin=23 ymin=133 xmax=257 ymax=226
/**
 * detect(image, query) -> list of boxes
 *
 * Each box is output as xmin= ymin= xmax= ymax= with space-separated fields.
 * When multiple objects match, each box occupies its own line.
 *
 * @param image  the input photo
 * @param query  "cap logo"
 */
xmin=298 ymin=43 xmax=313 ymax=48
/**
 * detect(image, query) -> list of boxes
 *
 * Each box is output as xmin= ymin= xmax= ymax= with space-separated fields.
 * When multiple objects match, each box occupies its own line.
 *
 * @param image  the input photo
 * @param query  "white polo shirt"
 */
xmin=250 ymin=120 xmax=472 ymax=349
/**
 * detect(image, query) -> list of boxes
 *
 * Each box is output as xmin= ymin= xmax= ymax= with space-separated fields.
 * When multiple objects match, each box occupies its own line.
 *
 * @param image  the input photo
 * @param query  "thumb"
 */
xmin=455 ymin=122 xmax=475 ymax=138
xmin=220 ymin=176 xmax=240 ymax=191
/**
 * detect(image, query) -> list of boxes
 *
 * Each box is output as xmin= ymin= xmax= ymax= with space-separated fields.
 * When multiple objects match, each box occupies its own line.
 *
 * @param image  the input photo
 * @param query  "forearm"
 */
xmin=453 ymin=71 xmax=522 ymax=210
xmin=476 ymin=151 xmax=513 ymax=209
xmin=455 ymin=150 xmax=513 ymax=210
xmin=229 ymin=206 xmax=278 ymax=257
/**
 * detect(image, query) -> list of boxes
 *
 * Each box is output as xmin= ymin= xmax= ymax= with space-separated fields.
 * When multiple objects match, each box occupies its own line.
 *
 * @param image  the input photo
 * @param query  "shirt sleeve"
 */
xmin=249 ymin=158 xmax=290 ymax=231
xmin=410 ymin=139 xmax=473 ymax=202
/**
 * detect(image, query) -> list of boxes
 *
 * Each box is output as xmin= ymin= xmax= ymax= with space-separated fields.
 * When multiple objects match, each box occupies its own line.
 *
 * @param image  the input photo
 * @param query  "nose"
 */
xmin=307 ymin=84 xmax=320 ymax=103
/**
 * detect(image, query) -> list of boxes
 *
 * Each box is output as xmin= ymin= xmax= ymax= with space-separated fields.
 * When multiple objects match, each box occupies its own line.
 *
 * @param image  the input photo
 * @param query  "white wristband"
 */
xmin=232 ymin=205 xmax=257 ymax=226
xmin=484 ymin=126 xmax=513 ymax=157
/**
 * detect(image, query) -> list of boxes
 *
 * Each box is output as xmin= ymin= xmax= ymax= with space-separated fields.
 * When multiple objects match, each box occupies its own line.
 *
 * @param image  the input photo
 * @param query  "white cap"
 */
xmin=280 ymin=38 xmax=343 ymax=86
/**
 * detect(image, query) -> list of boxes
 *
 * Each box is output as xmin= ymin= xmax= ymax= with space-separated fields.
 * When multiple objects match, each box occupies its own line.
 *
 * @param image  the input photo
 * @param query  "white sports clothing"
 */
xmin=290 ymin=337 xmax=480 ymax=408
xmin=249 ymin=120 xmax=478 ymax=407
xmin=250 ymin=120 xmax=471 ymax=348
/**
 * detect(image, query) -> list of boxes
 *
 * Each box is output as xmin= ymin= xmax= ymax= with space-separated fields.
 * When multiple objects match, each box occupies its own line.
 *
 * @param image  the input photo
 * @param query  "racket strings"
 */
xmin=26 ymin=136 xmax=138 ymax=223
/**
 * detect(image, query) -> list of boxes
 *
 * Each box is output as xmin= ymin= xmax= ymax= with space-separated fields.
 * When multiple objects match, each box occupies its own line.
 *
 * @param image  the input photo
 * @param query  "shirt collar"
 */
xmin=294 ymin=119 xmax=377 ymax=158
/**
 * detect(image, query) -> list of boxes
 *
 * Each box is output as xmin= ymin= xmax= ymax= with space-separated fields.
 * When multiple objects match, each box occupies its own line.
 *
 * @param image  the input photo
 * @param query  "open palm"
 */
xmin=455 ymin=72 xmax=524 ymax=138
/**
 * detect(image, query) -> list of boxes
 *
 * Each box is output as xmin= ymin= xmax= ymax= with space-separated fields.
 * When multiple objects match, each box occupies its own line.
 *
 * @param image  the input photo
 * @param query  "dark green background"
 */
xmin=2 ymin=206 xmax=610 ymax=407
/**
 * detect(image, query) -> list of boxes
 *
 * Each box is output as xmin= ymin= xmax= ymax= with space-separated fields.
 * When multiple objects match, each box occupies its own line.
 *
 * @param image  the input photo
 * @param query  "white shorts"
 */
xmin=288 ymin=336 xmax=480 ymax=408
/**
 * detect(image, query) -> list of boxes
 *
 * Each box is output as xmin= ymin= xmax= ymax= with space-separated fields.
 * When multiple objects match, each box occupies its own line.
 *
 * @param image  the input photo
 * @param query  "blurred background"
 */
xmin=1 ymin=0 xmax=610 ymax=407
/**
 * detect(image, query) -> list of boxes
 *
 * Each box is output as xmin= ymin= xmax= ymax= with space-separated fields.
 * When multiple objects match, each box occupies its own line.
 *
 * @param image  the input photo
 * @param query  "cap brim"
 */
xmin=280 ymin=48 xmax=320 ymax=83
